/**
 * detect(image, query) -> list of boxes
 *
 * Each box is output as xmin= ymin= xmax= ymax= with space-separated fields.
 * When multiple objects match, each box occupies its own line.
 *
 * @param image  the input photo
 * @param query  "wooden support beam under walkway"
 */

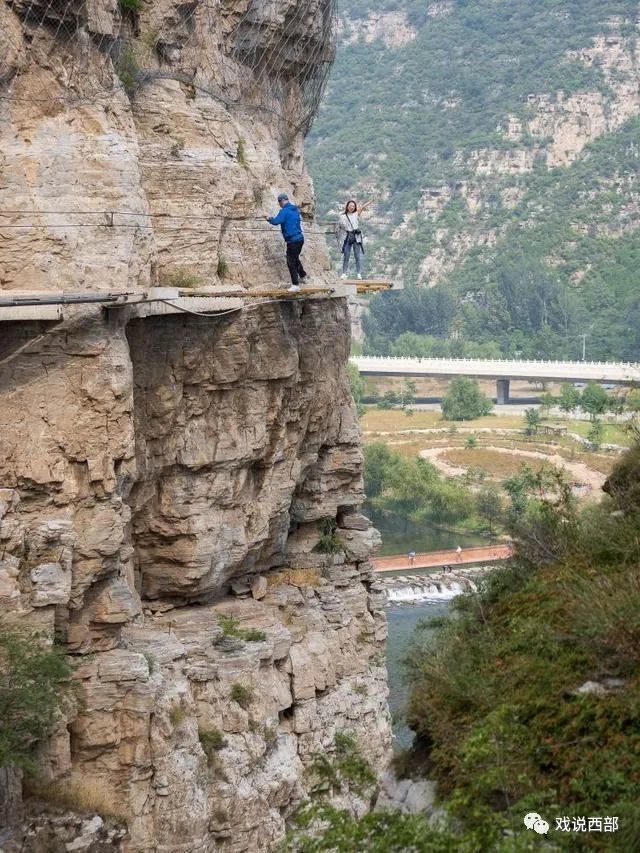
xmin=0 ymin=279 xmax=397 ymax=323
xmin=354 ymin=280 xmax=394 ymax=294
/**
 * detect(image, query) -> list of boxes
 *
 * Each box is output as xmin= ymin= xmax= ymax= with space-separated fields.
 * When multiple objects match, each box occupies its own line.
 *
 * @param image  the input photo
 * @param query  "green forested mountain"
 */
xmin=307 ymin=0 xmax=640 ymax=361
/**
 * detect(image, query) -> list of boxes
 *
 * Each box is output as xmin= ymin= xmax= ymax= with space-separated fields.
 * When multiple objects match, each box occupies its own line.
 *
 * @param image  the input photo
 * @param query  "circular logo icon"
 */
xmin=524 ymin=813 xmax=542 ymax=829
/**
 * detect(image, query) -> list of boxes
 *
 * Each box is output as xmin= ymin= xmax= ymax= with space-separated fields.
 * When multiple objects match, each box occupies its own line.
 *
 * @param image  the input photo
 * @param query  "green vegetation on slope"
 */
xmin=361 ymin=117 xmax=640 ymax=360
xmin=310 ymin=0 xmax=625 ymax=212
xmin=403 ymin=442 xmax=640 ymax=849
xmin=284 ymin=443 xmax=640 ymax=850
xmin=309 ymin=0 xmax=640 ymax=361
xmin=446 ymin=120 xmax=640 ymax=361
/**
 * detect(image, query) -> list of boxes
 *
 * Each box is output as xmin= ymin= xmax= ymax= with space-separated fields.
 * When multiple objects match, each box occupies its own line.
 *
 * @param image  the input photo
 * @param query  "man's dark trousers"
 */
xmin=286 ymin=239 xmax=306 ymax=285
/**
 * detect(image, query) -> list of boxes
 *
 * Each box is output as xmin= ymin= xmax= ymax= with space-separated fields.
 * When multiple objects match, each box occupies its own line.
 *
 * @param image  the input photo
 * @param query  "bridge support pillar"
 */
xmin=496 ymin=379 xmax=510 ymax=405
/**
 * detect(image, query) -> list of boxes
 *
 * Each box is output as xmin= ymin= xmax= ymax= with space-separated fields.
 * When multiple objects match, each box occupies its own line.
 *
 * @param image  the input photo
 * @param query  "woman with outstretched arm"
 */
xmin=337 ymin=199 xmax=373 ymax=280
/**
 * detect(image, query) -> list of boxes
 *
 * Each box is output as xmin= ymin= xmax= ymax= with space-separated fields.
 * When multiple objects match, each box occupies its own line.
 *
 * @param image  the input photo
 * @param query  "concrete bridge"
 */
xmin=351 ymin=356 xmax=640 ymax=403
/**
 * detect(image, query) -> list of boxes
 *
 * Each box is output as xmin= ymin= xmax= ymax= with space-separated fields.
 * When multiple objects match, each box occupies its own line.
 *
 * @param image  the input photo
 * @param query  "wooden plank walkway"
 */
xmin=176 ymin=286 xmax=335 ymax=299
xmin=0 ymin=280 xmax=397 ymax=322
xmin=355 ymin=281 xmax=393 ymax=293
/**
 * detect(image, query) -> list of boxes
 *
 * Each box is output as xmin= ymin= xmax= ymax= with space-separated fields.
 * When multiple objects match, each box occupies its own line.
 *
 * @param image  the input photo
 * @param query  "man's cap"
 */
xmin=277 ymin=192 xmax=289 ymax=202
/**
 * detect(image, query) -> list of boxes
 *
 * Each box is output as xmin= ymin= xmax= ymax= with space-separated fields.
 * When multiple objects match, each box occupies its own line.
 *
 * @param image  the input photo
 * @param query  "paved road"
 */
xmin=372 ymin=544 xmax=513 ymax=573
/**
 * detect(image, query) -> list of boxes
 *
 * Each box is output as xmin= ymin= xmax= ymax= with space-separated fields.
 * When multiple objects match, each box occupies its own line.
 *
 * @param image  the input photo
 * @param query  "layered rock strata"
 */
xmin=0 ymin=299 xmax=391 ymax=851
xmin=0 ymin=0 xmax=336 ymax=294
xmin=0 ymin=0 xmax=391 ymax=849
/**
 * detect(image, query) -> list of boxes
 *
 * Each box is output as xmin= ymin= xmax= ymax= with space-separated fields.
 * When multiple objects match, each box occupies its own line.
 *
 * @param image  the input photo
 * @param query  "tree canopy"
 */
xmin=441 ymin=378 xmax=492 ymax=421
xmin=0 ymin=631 xmax=72 ymax=771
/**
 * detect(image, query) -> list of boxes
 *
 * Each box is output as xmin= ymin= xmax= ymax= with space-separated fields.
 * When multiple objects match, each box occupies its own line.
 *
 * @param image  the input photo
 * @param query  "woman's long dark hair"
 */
xmin=344 ymin=199 xmax=358 ymax=214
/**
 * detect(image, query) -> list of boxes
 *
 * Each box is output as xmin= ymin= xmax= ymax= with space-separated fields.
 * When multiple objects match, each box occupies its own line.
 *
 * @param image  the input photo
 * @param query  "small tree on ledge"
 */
xmin=0 ymin=630 xmax=72 ymax=773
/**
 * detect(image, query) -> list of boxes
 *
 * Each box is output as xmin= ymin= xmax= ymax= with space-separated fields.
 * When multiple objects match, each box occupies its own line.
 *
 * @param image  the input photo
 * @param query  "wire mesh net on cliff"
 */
xmin=0 ymin=0 xmax=336 ymax=136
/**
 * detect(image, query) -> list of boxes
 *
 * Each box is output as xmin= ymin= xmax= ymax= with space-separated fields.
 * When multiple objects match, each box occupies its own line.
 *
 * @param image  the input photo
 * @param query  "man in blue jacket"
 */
xmin=266 ymin=193 xmax=307 ymax=292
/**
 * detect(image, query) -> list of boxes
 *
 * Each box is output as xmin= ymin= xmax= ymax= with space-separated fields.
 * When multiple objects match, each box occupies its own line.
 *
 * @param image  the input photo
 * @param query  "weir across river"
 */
xmin=378 ymin=564 xmax=496 ymax=604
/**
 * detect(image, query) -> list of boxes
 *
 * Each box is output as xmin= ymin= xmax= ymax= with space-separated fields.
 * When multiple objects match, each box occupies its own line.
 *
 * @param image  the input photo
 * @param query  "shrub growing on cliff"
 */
xmin=284 ymin=731 xmax=463 ymax=851
xmin=313 ymin=518 xmax=342 ymax=555
xmin=308 ymin=732 xmax=376 ymax=800
xmin=168 ymin=703 xmax=186 ymax=727
xmin=0 ymin=630 xmax=72 ymax=771
xmin=198 ymin=727 xmax=227 ymax=758
xmin=118 ymin=0 xmax=141 ymax=12
xmin=230 ymin=682 xmax=253 ymax=709
xmin=116 ymin=47 xmax=141 ymax=96
xmin=217 ymin=614 xmax=266 ymax=643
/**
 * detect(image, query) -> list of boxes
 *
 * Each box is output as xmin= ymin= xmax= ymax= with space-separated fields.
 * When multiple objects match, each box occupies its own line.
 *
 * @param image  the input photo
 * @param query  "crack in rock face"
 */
xmin=0 ymin=3 xmax=391 ymax=848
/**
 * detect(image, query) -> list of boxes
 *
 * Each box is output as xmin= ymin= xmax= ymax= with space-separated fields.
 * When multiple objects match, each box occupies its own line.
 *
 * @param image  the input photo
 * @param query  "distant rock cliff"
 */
xmin=0 ymin=1 xmax=391 ymax=849
xmin=308 ymin=0 xmax=640 ymax=327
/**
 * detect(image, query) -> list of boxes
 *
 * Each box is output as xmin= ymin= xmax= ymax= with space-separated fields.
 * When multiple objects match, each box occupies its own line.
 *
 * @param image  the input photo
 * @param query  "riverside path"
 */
xmin=372 ymin=544 xmax=513 ymax=573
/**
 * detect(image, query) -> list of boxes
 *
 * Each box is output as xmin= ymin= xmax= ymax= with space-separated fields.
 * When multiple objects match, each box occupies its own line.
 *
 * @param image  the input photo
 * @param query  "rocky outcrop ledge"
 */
xmin=1 ymin=523 xmax=391 ymax=853
xmin=0 ymin=0 xmax=391 ymax=842
xmin=0 ymin=299 xmax=391 ymax=852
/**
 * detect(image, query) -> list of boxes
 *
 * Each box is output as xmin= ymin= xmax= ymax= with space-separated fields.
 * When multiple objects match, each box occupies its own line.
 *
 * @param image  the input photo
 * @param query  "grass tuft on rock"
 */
xmin=230 ymin=682 xmax=253 ymax=709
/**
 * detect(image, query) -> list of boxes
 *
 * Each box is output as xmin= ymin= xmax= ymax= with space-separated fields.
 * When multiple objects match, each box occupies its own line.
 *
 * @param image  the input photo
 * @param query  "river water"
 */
xmin=386 ymin=599 xmax=451 ymax=748
xmin=372 ymin=511 xmax=482 ymax=747
xmin=370 ymin=510 xmax=486 ymax=556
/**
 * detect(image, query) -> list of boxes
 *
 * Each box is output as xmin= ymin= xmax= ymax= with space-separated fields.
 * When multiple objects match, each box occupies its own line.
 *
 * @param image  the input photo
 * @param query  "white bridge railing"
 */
xmin=351 ymin=356 xmax=640 ymax=383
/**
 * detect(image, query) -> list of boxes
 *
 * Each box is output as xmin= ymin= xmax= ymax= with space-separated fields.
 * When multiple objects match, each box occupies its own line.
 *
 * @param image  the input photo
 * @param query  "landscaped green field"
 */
xmin=361 ymin=407 xmax=632 ymax=446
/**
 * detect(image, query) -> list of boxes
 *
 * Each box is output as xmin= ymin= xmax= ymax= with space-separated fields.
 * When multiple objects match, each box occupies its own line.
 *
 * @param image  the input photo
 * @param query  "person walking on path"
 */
xmin=408 ymin=550 xmax=416 ymax=566
xmin=267 ymin=193 xmax=307 ymax=292
xmin=338 ymin=199 xmax=372 ymax=280
xmin=456 ymin=545 xmax=463 ymax=562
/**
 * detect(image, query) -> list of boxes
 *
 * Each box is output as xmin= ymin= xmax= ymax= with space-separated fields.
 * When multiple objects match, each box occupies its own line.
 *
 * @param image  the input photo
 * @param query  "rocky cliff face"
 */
xmin=0 ymin=1 xmax=391 ymax=849
xmin=0 ymin=0 xmax=336 ymax=293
